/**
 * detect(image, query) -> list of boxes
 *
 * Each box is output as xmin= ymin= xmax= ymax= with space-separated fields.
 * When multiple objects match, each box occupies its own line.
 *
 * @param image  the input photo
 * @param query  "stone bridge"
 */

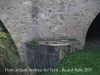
xmin=0 ymin=0 xmax=100 ymax=59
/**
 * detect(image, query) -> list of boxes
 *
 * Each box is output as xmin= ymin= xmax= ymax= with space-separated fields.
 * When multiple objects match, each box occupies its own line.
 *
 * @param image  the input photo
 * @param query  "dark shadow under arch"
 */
xmin=0 ymin=20 xmax=9 ymax=33
xmin=86 ymin=13 xmax=100 ymax=42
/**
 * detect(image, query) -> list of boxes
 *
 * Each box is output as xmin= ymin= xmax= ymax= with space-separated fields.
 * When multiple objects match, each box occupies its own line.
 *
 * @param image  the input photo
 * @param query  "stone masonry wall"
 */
xmin=0 ymin=0 xmax=100 ymax=59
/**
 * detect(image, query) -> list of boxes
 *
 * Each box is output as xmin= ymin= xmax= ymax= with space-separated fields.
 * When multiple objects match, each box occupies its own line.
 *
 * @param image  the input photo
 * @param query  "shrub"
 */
xmin=29 ymin=39 xmax=39 ymax=44
xmin=68 ymin=38 xmax=78 ymax=42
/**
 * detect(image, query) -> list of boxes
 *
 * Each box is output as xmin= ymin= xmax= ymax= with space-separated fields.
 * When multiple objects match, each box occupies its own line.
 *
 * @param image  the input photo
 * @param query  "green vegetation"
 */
xmin=68 ymin=38 xmax=78 ymax=42
xmin=36 ymin=44 xmax=100 ymax=75
xmin=0 ymin=28 xmax=29 ymax=75
xmin=45 ymin=42 xmax=48 ymax=44
xmin=52 ymin=38 xmax=55 ymax=40
xmin=30 ymin=39 xmax=39 ymax=44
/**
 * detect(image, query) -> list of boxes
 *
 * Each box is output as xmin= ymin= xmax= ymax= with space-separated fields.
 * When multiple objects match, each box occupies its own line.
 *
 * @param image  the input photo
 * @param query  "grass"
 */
xmin=36 ymin=44 xmax=100 ymax=75
xmin=68 ymin=38 xmax=78 ymax=42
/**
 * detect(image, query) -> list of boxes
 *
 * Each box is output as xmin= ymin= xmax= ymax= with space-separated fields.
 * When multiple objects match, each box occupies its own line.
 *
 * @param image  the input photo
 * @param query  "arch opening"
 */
xmin=86 ymin=13 xmax=100 ymax=42
xmin=0 ymin=20 xmax=27 ymax=75
xmin=0 ymin=19 xmax=18 ymax=51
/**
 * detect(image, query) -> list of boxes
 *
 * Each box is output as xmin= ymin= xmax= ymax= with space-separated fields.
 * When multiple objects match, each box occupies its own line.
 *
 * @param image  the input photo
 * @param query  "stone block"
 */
xmin=26 ymin=43 xmax=61 ymax=69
